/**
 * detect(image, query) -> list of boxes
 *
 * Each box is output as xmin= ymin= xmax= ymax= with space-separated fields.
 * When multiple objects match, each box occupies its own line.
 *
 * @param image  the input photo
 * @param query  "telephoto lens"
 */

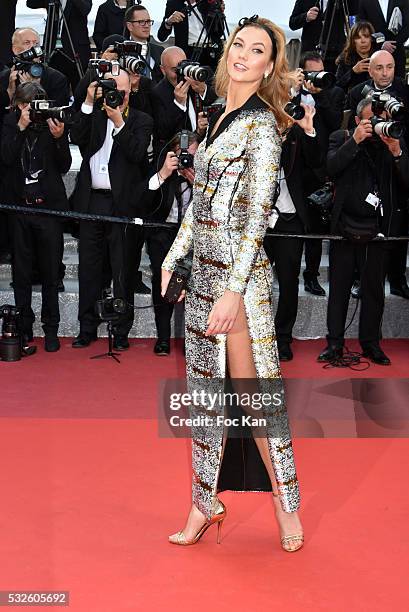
xmin=284 ymin=102 xmax=305 ymax=120
xmin=303 ymin=70 xmax=336 ymax=90
xmin=371 ymin=117 xmax=405 ymax=139
xmin=119 ymin=56 xmax=145 ymax=75
xmin=176 ymin=61 xmax=212 ymax=83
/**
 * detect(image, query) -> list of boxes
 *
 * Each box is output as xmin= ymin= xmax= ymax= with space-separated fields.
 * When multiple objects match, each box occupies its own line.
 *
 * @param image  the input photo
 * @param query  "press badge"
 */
xmin=365 ymin=192 xmax=380 ymax=209
xmin=99 ymin=163 xmax=108 ymax=174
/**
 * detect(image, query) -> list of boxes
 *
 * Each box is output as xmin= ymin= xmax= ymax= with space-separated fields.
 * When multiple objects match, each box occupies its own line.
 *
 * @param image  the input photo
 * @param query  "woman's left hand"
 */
xmin=205 ymin=290 xmax=241 ymax=336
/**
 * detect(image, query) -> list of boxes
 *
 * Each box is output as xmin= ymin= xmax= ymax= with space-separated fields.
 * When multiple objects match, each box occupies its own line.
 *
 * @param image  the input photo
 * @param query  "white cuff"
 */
xmin=149 ymin=173 xmax=165 ymax=191
xmin=174 ymin=99 xmax=187 ymax=112
xmin=112 ymin=122 xmax=125 ymax=136
xmin=305 ymin=129 xmax=316 ymax=137
xmin=81 ymin=102 xmax=93 ymax=114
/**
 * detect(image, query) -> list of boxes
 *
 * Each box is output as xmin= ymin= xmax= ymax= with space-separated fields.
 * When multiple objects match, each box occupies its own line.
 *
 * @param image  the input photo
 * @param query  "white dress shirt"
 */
xmin=188 ymin=4 xmax=204 ymax=46
xmin=378 ymin=0 xmax=389 ymax=21
xmin=81 ymin=103 xmax=124 ymax=190
xmin=174 ymin=85 xmax=207 ymax=131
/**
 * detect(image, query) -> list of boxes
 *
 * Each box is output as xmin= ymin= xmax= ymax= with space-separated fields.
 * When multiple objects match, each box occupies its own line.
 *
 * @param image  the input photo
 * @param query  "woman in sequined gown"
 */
xmin=161 ymin=17 xmax=304 ymax=551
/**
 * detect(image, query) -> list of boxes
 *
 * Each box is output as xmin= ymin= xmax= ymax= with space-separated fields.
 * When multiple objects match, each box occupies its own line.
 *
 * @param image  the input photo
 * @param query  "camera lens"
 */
xmin=30 ymin=63 xmax=43 ymax=78
xmin=285 ymin=102 xmax=305 ymax=120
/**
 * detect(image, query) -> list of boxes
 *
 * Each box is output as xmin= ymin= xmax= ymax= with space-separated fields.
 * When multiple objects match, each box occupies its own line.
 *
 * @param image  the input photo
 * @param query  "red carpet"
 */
xmin=1 ymin=339 xmax=408 ymax=611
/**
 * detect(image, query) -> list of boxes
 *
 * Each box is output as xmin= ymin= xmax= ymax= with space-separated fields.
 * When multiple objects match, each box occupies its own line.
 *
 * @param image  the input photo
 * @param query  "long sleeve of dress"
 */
xmin=161 ymin=199 xmax=194 ymax=272
xmin=226 ymin=113 xmax=281 ymax=295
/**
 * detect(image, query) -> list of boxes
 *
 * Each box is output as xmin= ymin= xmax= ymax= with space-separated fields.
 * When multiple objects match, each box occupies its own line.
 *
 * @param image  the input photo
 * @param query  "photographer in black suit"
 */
xmin=69 ymin=69 xmax=153 ymax=349
xmin=0 ymin=28 xmax=70 ymax=108
xmin=124 ymin=4 xmax=164 ymax=84
xmin=93 ymin=0 xmax=130 ymax=52
xmin=145 ymin=131 xmax=200 ymax=355
xmin=289 ymin=1 xmax=359 ymax=72
xmin=345 ymin=49 xmax=409 ymax=299
xmin=357 ymin=0 xmax=409 ymax=78
xmin=263 ymin=104 xmax=324 ymax=362
xmin=0 ymin=81 xmax=71 ymax=352
xmin=157 ymin=0 xmax=226 ymax=68
xmin=294 ymin=51 xmax=345 ymax=297
xmin=318 ymin=97 xmax=409 ymax=365
xmin=151 ymin=46 xmax=216 ymax=159
xmin=26 ymin=0 xmax=92 ymax=89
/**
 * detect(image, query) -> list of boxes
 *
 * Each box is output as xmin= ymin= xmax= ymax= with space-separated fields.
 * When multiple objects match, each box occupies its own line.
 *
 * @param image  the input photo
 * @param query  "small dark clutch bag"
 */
xmin=163 ymin=252 xmax=193 ymax=304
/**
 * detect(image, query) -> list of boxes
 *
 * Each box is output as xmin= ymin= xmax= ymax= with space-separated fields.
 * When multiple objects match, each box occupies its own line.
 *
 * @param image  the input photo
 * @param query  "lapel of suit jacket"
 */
xmin=91 ymin=109 xmax=109 ymax=157
xmin=387 ymin=0 xmax=396 ymax=24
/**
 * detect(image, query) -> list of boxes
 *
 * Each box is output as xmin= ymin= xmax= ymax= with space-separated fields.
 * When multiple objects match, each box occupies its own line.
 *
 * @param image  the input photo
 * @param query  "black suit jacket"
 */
xmin=151 ymin=76 xmax=216 ymax=158
xmin=0 ymin=1 xmax=17 ymax=66
xmin=93 ymin=0 xmax=129 ymax=51
xmin=69 ymin=105 xmax=153 ymax=217
xmin=0 ymin=65 xmax=70 ymax=108
xmin=274 ymin=125 xmax=324 ymax=231
xmin=327 ymin=128 xmax=409 ymax=234
xmin=145 ymin=40 xmax=165 ymax=84
xmin=157 ymin=0 xmax=222 ymax=53
xmin=290 ymin=0 xmax=359 ymax=54
xmin=146 ymin=171 xmax=192 ymax=223
xmin=0 ymin=111 xmax=71 ymax=209
xmin=358 ymin=0 xmax=409 ymax=75
xmin=26 ymin=0 xmax=91 ymax=67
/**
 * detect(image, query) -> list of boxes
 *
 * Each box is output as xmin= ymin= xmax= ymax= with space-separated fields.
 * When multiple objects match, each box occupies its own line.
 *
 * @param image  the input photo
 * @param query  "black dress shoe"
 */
xmin=135 ymin=279 xmax=151 ymax=295
xmin=154 ymin=339 xmax=170 ymax=355
xmin=361 ymin=345 xmax=391 ymax=366
xmin=113 ymin=335 xmax=130 ymax=351
xmin=390 ymin=282 xmax=409 ymax=299
xmin=72 ymin=333 xmax=97 ymax=348
xmin=44 ymin=335 xmax=60 ymax=352
xmin=278 ymin=342 xmax=293 ymax=361
xmin=317 ymin=345 xmax=343 ymax=362
xmin=0 ymin=251 xmax=11 ymax=264
xmin=304 ymin=278 xmax=326 ymax=296
xmin=351 ymin=281 xmax=361 ymax=299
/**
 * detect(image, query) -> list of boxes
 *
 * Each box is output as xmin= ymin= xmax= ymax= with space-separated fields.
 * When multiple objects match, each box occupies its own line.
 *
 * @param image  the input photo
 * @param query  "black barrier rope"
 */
xmin=1 ymin=203 xmax=409 ymax=241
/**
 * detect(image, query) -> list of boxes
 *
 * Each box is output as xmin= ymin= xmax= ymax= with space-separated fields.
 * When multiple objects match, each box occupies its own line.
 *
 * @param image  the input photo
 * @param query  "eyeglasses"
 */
xmin=128 ymin=20 xmax=154 ymax=26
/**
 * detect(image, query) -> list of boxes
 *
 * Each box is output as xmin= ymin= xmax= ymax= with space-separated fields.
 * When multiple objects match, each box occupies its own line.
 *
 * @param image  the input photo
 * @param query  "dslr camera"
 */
xmin=13 ymin=46 xmax=44 ymax=79
xmin=176 ymin=60 xmax=212 ymax=83
xmin=362 ymin=85 xmax=406 ymax=139
xmin=95 ymin=289 xmax=131 ymax=323
xmin=178 ymin=130 xmax=194 ymax=169
xmin=113 ymin=40 xmax=146 ymax=75
xmin=285 ymin=101 xmax=305 ymax=121
xmin=0 ymin=305 xmax=36 ymax=361
xmin=303 ymin=70 xmax=335 ymax=90
xmin=29 ymin=99 xmax=73 ymax=126
xmin=202 ymin=103 xmax=223 ymax=118
xmin=88 ymin=59 xmax=125 ymax=108
xmin=307 ymin=182 xmax=334 ymax=225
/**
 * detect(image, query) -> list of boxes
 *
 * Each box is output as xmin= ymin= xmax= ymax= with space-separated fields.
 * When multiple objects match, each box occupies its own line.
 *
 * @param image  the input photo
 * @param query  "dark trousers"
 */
xmin=263 ymin=215 xmax=304 ymax=345
xmin=78 ymin=192 xmax=140 ymax=336
xmin=304 ymin=207 xmax=326 ymax=280
xmin=327 ymin=240 xmax=388 ymax=347
xmin=146 ymin=227 xmax=178 ymax=340
xmin=11 ymin=214 xmax=62 ymax=335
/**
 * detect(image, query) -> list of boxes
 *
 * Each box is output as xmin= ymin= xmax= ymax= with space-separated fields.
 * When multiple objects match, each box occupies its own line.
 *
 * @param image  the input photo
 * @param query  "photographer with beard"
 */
xmin=318 ymin=97 xmax=409 ymax=366
xmin=69 ymin=68 xmax=153 ymax=350
xmin=0 ymin=81 xmax=71 ymax=352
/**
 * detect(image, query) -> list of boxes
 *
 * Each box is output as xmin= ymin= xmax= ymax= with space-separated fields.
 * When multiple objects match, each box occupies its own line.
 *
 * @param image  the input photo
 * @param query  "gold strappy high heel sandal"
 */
xmin=272 ymin=489 xmax=304 ymax=553
xmin=168 ymin=499 xmax=226 ymax=546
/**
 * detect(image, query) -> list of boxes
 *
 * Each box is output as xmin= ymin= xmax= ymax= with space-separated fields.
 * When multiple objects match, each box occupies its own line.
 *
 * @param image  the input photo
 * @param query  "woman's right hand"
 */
xmin=17 ymin=104 xmax=31 ymax=131
xmin=161 ymin=268 xmax=186 ymax=302
xmin=352 ymin=58 xmax=370 ymax=74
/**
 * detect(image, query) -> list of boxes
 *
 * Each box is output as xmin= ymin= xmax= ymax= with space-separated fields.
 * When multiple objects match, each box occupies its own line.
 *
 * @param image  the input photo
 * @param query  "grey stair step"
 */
xmin=1 ymin=279 xmax=408 ymax=339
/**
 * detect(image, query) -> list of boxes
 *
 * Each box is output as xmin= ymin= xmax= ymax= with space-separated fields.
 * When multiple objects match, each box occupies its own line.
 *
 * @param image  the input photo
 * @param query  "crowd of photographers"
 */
xmin=0 ymin=1 xmax=408 ymax=366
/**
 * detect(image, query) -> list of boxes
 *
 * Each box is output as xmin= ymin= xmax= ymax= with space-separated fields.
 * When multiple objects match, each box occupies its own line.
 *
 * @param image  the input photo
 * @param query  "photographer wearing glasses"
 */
xmin=318 ymin=96 xmax=409 ymax=366
xmin=124 ymin=4 xmax=164 ymax=83
xmin=69 ymin=68 xmax=153 ymax=350
xmin=0 ymin=81 xmax=71 ymax=352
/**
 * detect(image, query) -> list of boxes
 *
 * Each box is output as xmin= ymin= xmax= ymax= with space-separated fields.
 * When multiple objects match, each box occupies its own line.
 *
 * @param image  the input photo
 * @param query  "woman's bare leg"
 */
xmin=226 ymin=297 xmax=303 ymax=550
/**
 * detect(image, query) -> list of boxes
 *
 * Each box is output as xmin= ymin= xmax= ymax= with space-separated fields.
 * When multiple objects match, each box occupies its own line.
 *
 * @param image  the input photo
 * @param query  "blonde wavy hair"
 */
xmin=214 ymin=17 xmax=293 ymax=131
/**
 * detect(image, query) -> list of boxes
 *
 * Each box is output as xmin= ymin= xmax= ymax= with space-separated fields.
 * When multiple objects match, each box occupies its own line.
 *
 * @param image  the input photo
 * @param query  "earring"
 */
xmin=264 ymin=71 xmax=269 ymax=80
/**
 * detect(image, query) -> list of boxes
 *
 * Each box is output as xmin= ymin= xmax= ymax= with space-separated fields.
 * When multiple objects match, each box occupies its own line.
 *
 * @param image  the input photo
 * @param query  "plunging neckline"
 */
xmin=205 ymin=93 xmax=269 ymax=150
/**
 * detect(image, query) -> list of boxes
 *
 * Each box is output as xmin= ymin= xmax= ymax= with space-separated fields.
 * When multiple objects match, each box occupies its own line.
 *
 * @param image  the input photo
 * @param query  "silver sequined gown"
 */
xmin=162 ymin=95 xmax=301 ymax=520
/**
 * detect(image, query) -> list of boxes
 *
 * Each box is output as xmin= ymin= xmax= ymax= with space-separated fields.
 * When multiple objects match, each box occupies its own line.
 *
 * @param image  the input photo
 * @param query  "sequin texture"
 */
xmin=162 ymin=105 xmax=301 ymax=519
